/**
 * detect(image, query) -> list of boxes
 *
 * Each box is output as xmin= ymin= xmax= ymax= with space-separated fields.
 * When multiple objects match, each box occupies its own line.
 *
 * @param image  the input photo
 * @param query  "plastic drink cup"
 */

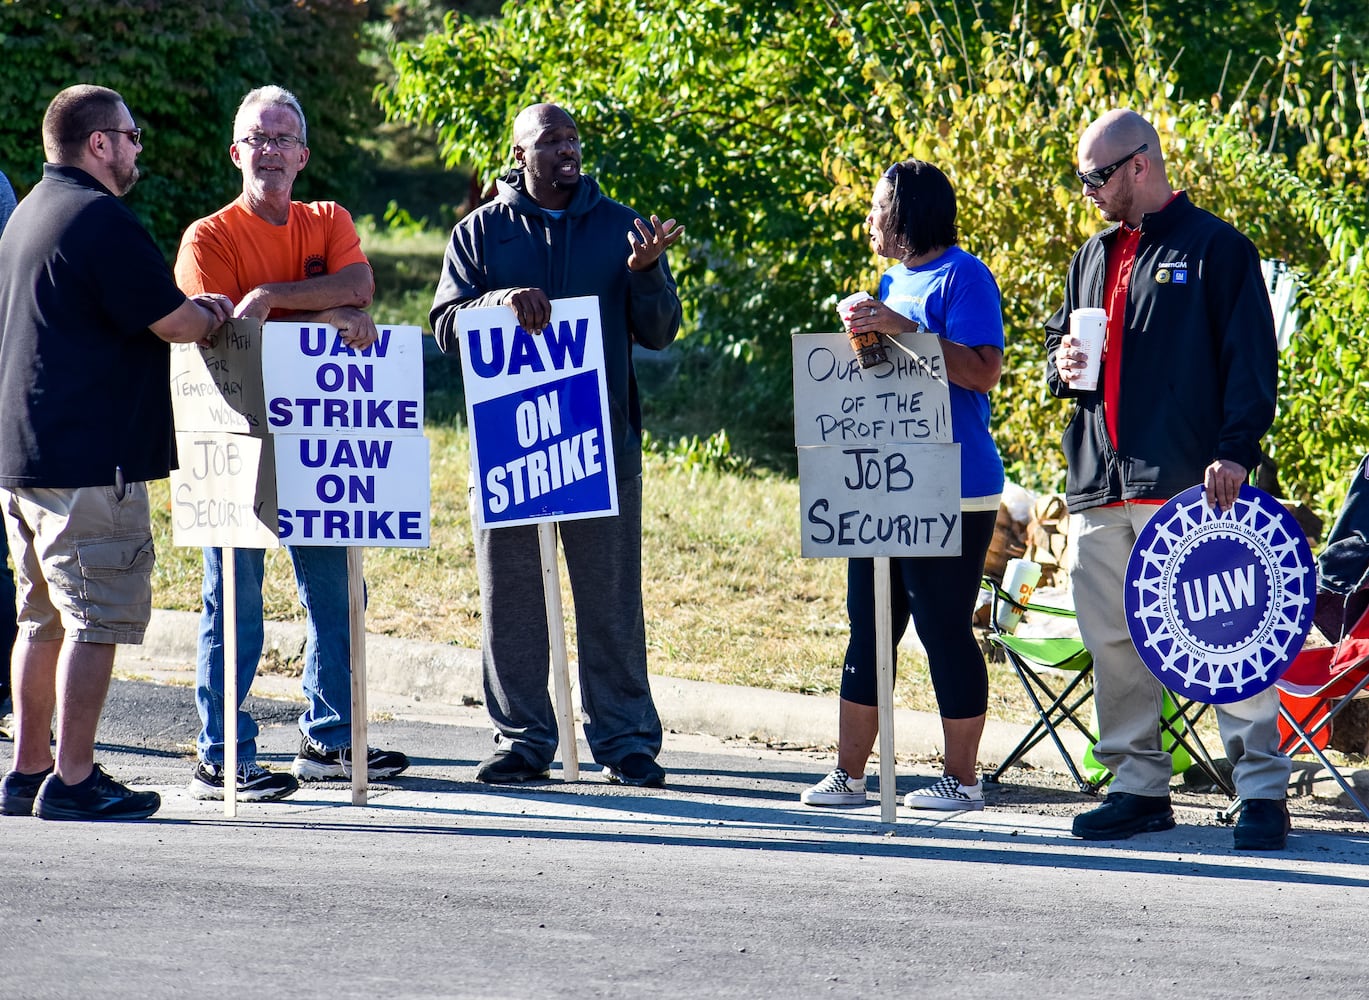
xmin=996 ymin=558 xmax=1042 ymax=633
xmin=1069 ymin=307 xmax=1106 ymax=391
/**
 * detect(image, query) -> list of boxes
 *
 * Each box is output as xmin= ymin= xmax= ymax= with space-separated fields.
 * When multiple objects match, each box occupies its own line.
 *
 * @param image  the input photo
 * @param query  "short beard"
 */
xmin=551 ymin=174 xmax=581 ymax=192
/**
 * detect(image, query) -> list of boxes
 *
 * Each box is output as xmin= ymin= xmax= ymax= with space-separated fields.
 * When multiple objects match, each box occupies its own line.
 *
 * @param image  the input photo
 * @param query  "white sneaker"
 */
xmin=800 ymin=767 xmax=867 ymax=807
xmin=904 ymin=775 xmax=984 ymax=811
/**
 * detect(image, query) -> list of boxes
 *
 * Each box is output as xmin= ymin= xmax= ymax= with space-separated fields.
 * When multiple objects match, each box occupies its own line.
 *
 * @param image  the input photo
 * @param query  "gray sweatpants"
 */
xmin=1069 ymin=502 xmax=1291 ymax=800
xmin=472 ymin=476 xmax=662 ymax=769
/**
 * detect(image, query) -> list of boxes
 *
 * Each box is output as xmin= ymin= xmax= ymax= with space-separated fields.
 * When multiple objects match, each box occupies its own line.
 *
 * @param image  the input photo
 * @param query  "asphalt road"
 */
xmin=3 ymin=678 xmax=1369 ymax=1000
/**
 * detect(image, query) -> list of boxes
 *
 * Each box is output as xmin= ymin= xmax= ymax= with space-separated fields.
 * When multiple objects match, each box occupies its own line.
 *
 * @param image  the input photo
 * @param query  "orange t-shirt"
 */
xmin=174 ymin=196 xmax=369 ymax=314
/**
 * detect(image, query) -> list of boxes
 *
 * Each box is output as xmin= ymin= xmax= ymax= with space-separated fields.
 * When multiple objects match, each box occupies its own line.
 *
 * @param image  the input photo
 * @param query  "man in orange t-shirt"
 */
xmin=174 ymin=85 xmax=409 ymax=803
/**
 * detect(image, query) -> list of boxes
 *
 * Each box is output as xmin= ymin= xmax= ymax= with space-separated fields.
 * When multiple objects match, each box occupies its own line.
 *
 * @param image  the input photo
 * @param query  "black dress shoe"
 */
xmin=1072 ymin=791 xmax=1176 ymax=840
xmin=1233 ymin=798 xmax=1291 ymax=850
xmin=475 ymin=750 xmax=550 ymax=784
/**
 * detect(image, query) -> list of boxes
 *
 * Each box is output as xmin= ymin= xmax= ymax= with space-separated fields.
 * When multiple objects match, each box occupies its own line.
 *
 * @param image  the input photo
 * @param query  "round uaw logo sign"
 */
xmin=1125 ymin=485 xmax=1314 ymax=704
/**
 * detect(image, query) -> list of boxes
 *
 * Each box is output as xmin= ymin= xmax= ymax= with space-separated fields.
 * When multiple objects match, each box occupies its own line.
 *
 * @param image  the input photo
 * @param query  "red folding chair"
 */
xmin=1274 ymin=603 xmax=1369 ymax=821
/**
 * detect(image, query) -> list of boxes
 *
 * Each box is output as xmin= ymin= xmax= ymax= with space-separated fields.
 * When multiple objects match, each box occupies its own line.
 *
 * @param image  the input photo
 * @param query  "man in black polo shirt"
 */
xmin=0 ymin=84 xmax=232 ymax=821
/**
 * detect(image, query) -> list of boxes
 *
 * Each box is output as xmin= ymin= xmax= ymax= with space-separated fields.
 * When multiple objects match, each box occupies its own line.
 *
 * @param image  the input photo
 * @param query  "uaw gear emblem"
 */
xmin=1124 ymin=484 xmax=1314 ymax=704
xmin=1155 ymin=268 xmax=1171 ymax=284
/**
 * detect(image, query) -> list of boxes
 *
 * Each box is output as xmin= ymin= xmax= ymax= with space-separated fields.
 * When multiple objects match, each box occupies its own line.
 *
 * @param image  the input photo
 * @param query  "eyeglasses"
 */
xmin=1075 ymin=143 xmax=1147 ymax=189
xmin=236 ymin=133 xmax=303 ymax=150
xmin=92 ymin=127 xmax=143 ymax=145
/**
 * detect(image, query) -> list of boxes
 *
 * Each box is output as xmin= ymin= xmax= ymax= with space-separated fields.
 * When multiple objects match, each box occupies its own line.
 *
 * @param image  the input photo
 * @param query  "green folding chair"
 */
xmin=981 ymin=577 xmax=1235 ymax=797
xmin=980 ymin=576 xmax=1101 ymax=793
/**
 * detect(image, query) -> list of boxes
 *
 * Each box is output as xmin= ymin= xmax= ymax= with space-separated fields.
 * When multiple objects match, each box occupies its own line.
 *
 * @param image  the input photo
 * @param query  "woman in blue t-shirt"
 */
xmin=802 ymin=159 xmax=1006 ymax=812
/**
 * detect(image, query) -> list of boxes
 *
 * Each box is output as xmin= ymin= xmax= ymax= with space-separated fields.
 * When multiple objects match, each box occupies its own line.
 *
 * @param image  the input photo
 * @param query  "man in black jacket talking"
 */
xmin=1045 ymin=109 xmax=1291 ymax=849
xmin=431 ymin=103 xmax=683 ymax=787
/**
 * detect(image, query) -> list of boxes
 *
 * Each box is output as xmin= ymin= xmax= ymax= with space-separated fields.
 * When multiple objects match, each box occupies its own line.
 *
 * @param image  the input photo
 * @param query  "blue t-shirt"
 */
xmin=879 ymin=245 xmax=1005 ymax=500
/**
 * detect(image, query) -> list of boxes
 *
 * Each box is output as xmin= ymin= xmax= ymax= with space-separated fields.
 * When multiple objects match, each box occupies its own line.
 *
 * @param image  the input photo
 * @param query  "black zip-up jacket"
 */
xmin=430 ymin=170 xmax=681 ymax=480
xmin=1044 ymin=192 xmax=1277 ymax=513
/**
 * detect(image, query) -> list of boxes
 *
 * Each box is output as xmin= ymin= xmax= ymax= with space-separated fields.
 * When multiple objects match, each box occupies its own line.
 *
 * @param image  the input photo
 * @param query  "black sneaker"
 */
xmin=33 ymin=765 xmax=160 ymax=821
xmin=0 ymin=765 xmax=54 ymax=816
xmin=1234 ymin=798 xmax=1291 ymax=851
xmin=290 ymin=737 xmax=410 ymax=781
xmin=189 ymin=760 xmax=299 ymax=802
xmin=1071 ymin=791 xmax=1175 ymax=840
xmin=475 ymin=750 xmax=551 ymax=784
xmin=605 ymin=753 xmax=666 ymax=788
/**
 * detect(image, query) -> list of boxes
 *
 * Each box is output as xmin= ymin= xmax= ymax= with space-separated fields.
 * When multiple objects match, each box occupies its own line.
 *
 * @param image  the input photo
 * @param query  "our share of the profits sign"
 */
xmin=792 ymin=331 xmax=960 ymax=559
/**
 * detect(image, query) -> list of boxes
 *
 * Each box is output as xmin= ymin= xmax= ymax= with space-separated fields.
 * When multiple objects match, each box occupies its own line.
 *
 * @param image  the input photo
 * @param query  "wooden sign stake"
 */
xmin=539 ymin=522 xmax=579 ymax=781
xmin=348 ymin=547 xmax=368 ymax=805
xmin=874 ymin=556 xmax=897 ymax=824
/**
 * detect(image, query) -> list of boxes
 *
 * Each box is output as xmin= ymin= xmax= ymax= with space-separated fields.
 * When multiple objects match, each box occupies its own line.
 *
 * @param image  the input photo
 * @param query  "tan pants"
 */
xmin=1069 ymin=502 xmax=1290 ymax=800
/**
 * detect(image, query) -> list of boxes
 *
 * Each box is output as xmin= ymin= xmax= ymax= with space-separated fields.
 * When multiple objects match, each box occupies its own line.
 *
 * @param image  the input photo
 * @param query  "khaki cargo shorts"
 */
xmin=0 ymin=483 xmax=155 ymax=644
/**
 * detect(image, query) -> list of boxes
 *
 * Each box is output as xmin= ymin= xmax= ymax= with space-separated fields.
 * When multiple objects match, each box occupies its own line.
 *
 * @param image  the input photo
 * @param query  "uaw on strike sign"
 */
xmin=170 ymin=319 xmax=429 ymax=549
xmin=457 ymin=295 xmax=617 ymax=529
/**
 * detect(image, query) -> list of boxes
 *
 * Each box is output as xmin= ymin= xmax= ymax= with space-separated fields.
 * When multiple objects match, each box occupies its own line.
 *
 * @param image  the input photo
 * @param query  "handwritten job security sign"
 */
xmin=457 ymin=295 xmax=617 ymax=529
xmin=170 ymin=318 xmax=279 ymax=548
xmin=792 ymin=331 xmax=960 ymax=557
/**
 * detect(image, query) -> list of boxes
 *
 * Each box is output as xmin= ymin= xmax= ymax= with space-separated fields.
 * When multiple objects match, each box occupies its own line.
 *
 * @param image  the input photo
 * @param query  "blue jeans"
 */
xmin=195 ymin=546 xmax=353 ymax=765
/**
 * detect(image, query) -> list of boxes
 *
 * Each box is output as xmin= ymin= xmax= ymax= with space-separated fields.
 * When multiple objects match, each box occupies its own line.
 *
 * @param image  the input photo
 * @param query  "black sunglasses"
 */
xmin=92 ymin=127 xmax=143 ymax=145
xmin=1075 ymin=143 xmax=1147 ymax=189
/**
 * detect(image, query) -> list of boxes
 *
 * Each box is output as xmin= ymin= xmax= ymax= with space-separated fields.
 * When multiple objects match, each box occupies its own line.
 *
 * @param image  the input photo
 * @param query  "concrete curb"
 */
xmin=121 ymin=608 xmax=1081 ymax=771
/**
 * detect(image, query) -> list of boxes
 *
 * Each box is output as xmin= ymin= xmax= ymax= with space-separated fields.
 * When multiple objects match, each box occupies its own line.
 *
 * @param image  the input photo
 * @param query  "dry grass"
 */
xmin=147 ymin=422 xmax=1042 ymax=722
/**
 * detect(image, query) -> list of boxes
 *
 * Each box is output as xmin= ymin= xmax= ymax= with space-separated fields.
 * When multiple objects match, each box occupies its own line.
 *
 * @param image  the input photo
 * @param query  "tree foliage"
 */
xmin=0 ymin=0 xmax=372 ymax=252
xmin=382 ymin=0 xmax=1369 ymax=519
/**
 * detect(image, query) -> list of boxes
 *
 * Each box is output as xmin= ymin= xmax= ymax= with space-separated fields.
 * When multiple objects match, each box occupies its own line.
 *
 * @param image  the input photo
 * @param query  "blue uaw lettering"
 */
xmin=316 ymin=473 xmax=375 ymax=504
xmin=843 ymin=448 xmax=914 ymax=492
xmin=806 ymin=500 xmax=958 ymax=547
xmin=278 ymin=508 xmax=422 ymax=541
xmin=298 ymin=438 xmax=394 ymax=469
xmin=299 ymin=326 xmax=393 ymax=358
xmin=316 ymin=362 xmax=374 ymax=393
xmin=485 ymin=428 xmax=602 ymax=514
xmin=268 ymin=396 xmax=420 ymax=429
xmin=1182 ymin=564 xmax=1257 ymax=621
xmin=465 ymin=319 xmax=590 ymax=379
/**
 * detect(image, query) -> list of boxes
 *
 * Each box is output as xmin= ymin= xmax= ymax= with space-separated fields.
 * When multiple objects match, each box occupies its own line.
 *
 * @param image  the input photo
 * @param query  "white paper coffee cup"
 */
xmin=1069 ymin=307 xmax=1107 ymax=391
xmin=996 ymin=558 xmax=1042 ymax=633
xmin=837 ymin=291 xmax=874 ymax=323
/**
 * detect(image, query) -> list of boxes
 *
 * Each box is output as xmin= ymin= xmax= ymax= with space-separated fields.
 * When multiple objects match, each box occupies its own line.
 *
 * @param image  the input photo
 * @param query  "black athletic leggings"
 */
xmin=839 ymin=508 xmax=995 ymax=718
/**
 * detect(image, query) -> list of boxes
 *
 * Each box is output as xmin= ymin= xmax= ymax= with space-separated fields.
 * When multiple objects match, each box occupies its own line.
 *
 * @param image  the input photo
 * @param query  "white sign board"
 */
xmin=261 ymin=323 xmax=424 ymax=434
xmin=170 ymin=431 xmax=279 ymax=548
xmin=457 ymin=295 xmax=618 ymax=529
xmin=793 ymin=331 xmax=961 ymax=558
xmin=261 ymin=323 xmax=429 ymax=548
xmin=274 ymin=434 xmax=430 ymax=547
xmin=170 ymin=319 xmax=268 ymax=435
xmin=792 ymin=331 xmax=952 ymax=447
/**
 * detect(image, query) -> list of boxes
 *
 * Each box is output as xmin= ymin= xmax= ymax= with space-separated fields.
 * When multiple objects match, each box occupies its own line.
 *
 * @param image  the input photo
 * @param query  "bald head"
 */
xmin=1077 ymin=109 xmax=1172 ymax=226
xmin=1080 ymin=109 xmax=1162 ymax=172
xmin=511 ymin=103 xmax=582 ymax=210
xmin=513 ymin=104 xmax=576 ymax=151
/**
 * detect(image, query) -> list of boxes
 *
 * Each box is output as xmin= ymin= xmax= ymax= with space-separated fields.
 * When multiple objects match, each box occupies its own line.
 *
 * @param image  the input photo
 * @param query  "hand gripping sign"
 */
xmin=457 ymin=296 xmax=619 ymax=780
xmin=1125 ymin=484 xmax=1315 ymax=704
